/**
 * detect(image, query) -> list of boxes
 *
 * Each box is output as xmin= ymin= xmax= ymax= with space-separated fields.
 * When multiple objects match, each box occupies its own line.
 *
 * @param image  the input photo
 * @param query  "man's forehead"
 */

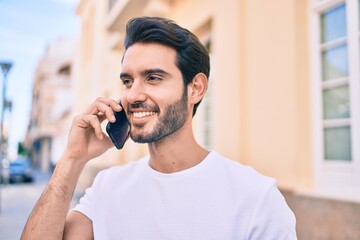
xmin=121 ymin=43 xmax=177 ymax=72
xmin=123 ymin=43 xmax=176 ymax=61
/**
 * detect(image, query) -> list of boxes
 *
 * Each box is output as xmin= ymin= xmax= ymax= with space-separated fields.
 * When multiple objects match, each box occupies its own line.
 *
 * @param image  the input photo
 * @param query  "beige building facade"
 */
xmin=72 ymin=0 xmax=360 ymax=238
xmin=25 ymin=37 xmax=76 ymax=172
xmin=74 ymin=0 xmax=310 ymax=190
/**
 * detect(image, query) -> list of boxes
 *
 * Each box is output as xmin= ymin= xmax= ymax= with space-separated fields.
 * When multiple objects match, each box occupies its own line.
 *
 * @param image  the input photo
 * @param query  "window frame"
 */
xmin=310 ymin=0 xmax=360 ymax=191
xmin=194 ymin=30 xmax=214 ymax=150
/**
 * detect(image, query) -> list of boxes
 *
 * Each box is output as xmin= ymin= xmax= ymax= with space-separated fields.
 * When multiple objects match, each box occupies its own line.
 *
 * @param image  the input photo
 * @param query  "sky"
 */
xmin=0 ymin=0 xmax=80 ymax=159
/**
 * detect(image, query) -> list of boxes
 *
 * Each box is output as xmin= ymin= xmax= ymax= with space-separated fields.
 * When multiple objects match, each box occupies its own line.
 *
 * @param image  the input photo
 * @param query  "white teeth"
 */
xmin=133 ymin=111 xmax=156 ymax=118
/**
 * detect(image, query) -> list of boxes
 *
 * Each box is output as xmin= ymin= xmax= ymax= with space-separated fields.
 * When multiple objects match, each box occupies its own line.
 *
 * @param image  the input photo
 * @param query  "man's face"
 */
xmin=120 ymin=43 xmax=190 ymax=143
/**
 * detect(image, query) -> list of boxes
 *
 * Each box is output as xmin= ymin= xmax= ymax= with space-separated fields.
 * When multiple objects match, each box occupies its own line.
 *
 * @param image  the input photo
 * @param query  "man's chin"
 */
xmin=130 ymin=128 xmax=168 ymax=144
xmin=130 ymin=128 xmax=154 ymax=144
xmin=130 ymin=128 xmax=176 ymax=144
xmin=130 ymin=134 xmax=154 ymax=144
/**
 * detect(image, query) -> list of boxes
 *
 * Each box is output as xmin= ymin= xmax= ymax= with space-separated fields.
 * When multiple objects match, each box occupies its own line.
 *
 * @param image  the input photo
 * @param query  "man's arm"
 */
xmin=21 ymin=155 xmax=88 ymax=239
xmin=21 ymin=98 xmax=121 ymax=239
xmin=63 ymin=211 xmax=93 ymax=239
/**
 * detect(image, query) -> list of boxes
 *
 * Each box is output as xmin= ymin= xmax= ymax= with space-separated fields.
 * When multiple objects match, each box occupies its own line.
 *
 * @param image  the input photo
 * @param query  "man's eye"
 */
xmin=122 ymin=79 xmax=133 ymax=87
xmin=147 ymin=75 xmax=162 ymax=82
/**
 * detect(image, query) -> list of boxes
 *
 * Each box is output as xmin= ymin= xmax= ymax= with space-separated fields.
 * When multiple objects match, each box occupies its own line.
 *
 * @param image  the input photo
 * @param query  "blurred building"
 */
xmin=70 ymin=0 xmax=360 ymax=238
xmin=25 ymin=37 xmax=76 ymax=172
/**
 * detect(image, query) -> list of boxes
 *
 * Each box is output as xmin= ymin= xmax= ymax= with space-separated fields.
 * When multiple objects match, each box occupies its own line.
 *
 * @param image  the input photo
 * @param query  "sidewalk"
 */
xmin=0 ymin=171 xmax=51 ymax=240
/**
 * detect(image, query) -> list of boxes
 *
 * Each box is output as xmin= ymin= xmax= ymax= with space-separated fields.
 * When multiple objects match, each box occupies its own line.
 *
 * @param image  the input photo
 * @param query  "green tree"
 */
xmin=17 ymin=142 xmax=29 ymax=156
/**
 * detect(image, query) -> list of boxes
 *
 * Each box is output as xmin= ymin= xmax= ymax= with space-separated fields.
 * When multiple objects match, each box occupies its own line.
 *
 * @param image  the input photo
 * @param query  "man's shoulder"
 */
xmin=210 ymin=151 xmax=276 ymax=188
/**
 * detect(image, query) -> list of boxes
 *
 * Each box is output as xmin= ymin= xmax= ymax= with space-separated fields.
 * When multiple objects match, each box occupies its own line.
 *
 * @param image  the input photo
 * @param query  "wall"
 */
xmin=239 ymin=0 xmax=312 ymax=189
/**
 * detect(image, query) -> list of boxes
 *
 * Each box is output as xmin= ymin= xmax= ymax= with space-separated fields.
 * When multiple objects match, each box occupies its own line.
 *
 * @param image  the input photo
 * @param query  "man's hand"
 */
xmin=64 ymin=97 xmax=122 ymax=164
xmin=21 ymin=97 xmax=122 ymax=240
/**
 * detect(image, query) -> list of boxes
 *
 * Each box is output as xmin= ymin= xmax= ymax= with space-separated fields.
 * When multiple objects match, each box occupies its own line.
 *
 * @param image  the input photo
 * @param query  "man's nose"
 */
xmin=126 ymin=80 xmax=147 ymax=104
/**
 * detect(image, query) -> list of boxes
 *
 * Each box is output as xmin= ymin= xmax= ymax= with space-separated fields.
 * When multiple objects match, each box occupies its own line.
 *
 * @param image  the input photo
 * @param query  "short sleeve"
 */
xmin=246 ymin=180 xmax=297 ymax=240
xmin=71 ymin=171 xmax=105 ymax=221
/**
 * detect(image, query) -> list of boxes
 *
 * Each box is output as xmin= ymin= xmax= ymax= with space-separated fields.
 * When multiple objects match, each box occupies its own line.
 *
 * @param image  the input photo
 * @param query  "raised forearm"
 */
xmin=21 ymin=156 xmax=85 ymax=240
xmin=21 ymin=98 xmax=118 ymax=239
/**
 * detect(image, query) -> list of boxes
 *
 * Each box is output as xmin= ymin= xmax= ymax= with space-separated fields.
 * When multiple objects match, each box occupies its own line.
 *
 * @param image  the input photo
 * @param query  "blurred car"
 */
xmin=8 ymin=157 xmax=34 ymax=183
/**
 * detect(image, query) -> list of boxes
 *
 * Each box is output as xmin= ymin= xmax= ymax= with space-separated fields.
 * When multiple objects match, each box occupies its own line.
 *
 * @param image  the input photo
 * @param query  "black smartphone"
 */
xmin=106 ymin=102 xmax=130 ymax=150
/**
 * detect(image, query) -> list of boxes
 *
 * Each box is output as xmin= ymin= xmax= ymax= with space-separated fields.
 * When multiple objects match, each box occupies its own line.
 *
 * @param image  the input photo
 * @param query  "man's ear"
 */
xmin=188 ymin=73 xmax=208 ymax=105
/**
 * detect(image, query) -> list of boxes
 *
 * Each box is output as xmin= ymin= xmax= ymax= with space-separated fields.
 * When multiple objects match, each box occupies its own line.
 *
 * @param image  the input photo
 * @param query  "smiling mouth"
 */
xmin=133 ymin=111 xmax=157 ymax=118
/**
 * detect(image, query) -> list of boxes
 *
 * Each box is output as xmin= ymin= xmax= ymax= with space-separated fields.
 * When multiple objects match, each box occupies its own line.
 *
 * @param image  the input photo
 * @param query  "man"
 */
xmin=22 ymin=17 xmax=297 ymax=239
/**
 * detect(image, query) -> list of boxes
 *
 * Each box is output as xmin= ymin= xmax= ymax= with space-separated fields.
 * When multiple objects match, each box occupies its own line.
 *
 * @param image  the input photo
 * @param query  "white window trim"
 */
xmin=310 ymin=0 xmax=360 ymax=199
xmin=194 ymin=31 xmax=214 ymax=149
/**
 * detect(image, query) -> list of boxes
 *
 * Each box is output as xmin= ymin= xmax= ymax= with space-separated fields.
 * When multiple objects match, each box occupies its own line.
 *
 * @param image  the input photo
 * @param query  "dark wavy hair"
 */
xmin=124 ymin=17 xmax=210 ymax=117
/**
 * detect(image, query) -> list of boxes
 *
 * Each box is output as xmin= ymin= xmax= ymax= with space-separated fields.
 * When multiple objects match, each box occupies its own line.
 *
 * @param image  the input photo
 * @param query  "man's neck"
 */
xmin=147 ymin=123 xmax=209 ymax=173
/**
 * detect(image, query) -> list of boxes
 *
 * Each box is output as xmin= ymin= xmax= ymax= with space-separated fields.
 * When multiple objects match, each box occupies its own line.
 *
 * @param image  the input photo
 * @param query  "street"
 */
xmin=0 ymin=171 xmax=50 ymax=240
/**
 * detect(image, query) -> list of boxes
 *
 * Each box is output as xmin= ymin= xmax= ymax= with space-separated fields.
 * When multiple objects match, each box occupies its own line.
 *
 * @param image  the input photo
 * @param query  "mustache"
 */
xmin=128 ymin=103 xmax=160 ymax=112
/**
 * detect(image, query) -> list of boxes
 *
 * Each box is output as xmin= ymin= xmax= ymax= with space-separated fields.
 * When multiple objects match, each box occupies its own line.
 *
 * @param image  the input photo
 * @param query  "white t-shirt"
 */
xmin=73 ymin=151 xmax=297 ymax=240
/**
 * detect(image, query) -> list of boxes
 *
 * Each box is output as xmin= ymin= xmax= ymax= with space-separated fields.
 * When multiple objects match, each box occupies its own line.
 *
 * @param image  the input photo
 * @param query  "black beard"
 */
xmin=130 ymin=89 xmax=188 ymax=143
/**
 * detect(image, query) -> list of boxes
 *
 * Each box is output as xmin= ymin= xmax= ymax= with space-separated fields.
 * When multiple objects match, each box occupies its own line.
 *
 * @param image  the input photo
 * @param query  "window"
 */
xmin=200 ymin=38 xmax=214 ymax=149
xmin=194 ymin=21 xmax=214 ymax=149
xmin=311 ymin=0 xmax=360 ymax=191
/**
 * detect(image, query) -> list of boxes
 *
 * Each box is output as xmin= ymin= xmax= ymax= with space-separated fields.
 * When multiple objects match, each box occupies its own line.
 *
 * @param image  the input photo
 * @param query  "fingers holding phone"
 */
xmin=106 ymin=102 xmax=130 ymax=150
xmin=64 ymin=98 xmax=124 ymax=163
xmin=82 ymin=97 xmax=130 ymax=150
xmin=85 ymin=97 xmax=122 ymax=124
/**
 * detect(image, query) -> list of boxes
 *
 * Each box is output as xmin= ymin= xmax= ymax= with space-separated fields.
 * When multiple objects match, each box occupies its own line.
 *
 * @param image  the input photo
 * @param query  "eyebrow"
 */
xmin=119 ymin=72 xmax=132 ymax=80
xmin=120 ymin=68 xmax=171 ymax=79
xmin=141 ymin=68 xmax=171 ymax=77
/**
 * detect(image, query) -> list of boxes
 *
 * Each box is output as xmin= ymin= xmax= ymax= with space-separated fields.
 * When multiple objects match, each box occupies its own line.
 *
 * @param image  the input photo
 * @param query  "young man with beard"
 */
xmin=22 ymin=17 xmax=297 ymax=239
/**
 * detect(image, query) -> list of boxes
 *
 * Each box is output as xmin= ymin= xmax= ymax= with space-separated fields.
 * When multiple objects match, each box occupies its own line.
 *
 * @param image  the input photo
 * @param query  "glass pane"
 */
xmin=321 ymin=3 xmax=347 ymax=43
xmin=322 ymin=44 xmax=348 ymax=81
xmin=204 ymin=126 xmax=211 ymax=147
xmin=323 ymin=85 xmax=350 ymax=119
xmin=324 ymin=126 xmax=352 ymax=161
